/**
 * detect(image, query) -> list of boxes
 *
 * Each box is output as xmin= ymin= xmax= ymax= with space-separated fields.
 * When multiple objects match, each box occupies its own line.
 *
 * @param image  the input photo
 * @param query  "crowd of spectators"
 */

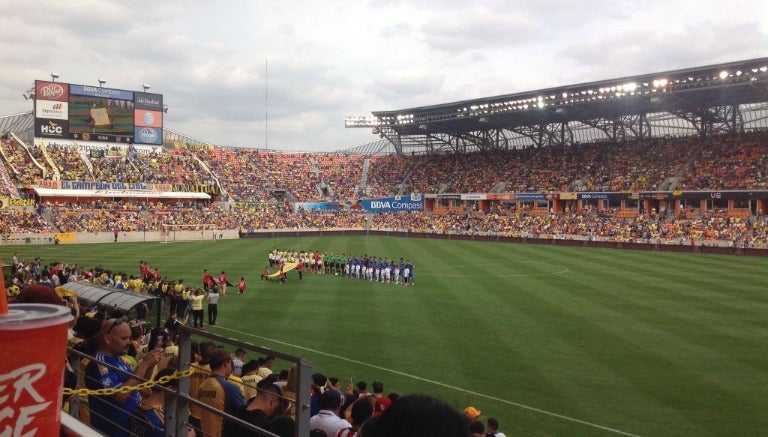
xmin=6 ymin=197 xmax=763 ymax=247
xmin=193 ymin=147 xmax=271 ymax=202
xmin=45 ymin=143 xmax=91 ymax=181
xmin=1 ymin=133 xmax=768 ymax=248
xmin=27 ymin=143 xmax=58 ymax=178
xmin=0 ymin=139 xmax=45 ymax=185
xmin=365 ymin=155 xmax=410 ymax=198
xmin=3 ymin=132 xmax=768 ymax=196
xmin=47 ymin=200 xmax=153 ymax=233
xmin=370 ymin=208 xmax=761 ymax=247
xmin=91 ymin=156 xmax=143 ymax=183
xmin=0 ymin=210 xmax=53 ymax=233
xmin=680 ymin=133 xmax=768 ymax=190
xmin=130 ymin=148 xmax=214 ymax=185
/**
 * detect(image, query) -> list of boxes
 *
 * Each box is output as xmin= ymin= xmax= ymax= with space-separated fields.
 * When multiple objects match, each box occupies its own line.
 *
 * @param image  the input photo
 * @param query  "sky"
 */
xmin=1 ymin=0 xmax=767 ymax=151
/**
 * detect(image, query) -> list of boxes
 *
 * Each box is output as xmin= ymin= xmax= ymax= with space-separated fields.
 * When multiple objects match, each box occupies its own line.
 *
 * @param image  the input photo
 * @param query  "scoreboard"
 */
xmin=33 ymin=80 xmax=163 ymax=145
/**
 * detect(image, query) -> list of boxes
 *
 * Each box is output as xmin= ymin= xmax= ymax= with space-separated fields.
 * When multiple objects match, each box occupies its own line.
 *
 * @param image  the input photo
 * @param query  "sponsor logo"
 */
xmin=579 ymin=193 xmax=609 ymax=200
xmin=136 ymin=95 xmax=161 ymax=107
xmin=35 ymin=100 xmax=68 ymax=120
xmin=0 ymin=363 xmax=52 ymax=437
xmin=82 ymin=133 xmax=91 ymax=141
xmin=138 ymin=128 xmax=158 ymax=143
xmin=8 ymin=198 xmax=35 ymax=207
xmin=40 ymin=120 xmax=62 ymax=135
xmin=142 ymin=111 xmax=155 ymax=125
xmin=38 ymin=83 xmax=65 ymax=99
xmin=368 ymin=200 xmax=423 ymax=211
xmin=39 ymin=102 xmax=63 ymax=116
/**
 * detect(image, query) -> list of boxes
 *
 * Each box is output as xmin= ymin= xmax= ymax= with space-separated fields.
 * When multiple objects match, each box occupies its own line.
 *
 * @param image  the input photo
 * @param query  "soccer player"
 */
xmin=238 ymin=277 xmax=246 ymax=295
xmin=218 ymin=271 xmax=229 ymax=296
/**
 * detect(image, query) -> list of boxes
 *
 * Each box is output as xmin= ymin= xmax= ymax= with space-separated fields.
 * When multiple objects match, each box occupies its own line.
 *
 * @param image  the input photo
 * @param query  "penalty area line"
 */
xmin=213 ymin=325 xmax=640 ymax=437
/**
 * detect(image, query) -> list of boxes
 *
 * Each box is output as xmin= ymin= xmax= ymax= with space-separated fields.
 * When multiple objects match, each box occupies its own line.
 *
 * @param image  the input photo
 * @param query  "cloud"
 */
xmin=368 ymin=68 xmax=445 ymax=106
xmin=0 ymin=0 xmax=765 ymax=151
xmin=560 ymin=21 xmax=768 ymax=80
xmin=421 ymin=8 xmax=544 ymax=52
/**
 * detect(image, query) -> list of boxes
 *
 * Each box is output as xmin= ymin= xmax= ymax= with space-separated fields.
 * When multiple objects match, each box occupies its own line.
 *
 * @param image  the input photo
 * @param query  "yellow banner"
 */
xmin=267 ymin=262 xmax=298 ymax=278
xmin=0 ymin=198 xmax=36 ymax=208
xmin=55 ymin=232 xmax=76 ymax=243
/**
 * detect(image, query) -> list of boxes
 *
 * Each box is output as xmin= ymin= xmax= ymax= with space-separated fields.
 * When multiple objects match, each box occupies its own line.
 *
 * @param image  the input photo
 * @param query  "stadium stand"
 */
xmin=1 ymin=132 xmax=767 ymax=249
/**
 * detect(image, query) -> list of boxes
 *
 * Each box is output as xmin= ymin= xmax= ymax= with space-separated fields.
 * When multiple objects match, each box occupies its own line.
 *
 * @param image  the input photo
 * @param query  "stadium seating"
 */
xmin=1 ymin=132 xmax=767 ymax=247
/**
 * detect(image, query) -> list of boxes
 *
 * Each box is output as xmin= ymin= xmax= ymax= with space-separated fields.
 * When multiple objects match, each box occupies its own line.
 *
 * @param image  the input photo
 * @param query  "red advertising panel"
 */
xmin=35 ymin=81 xmax=69 ymax=102
xmin=134 ymin=110 xmax=163 ymax=128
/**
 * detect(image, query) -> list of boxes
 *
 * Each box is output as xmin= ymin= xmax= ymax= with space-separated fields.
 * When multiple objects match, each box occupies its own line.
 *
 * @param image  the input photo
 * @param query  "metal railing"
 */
xmin=66 ymin=324 xmax=313 ymax=436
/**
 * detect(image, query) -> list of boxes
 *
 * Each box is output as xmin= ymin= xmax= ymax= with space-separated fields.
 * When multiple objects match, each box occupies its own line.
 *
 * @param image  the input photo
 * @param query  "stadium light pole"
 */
xmin=142 ymin=83 xmax=150 ymax=92
xmin=98 ymin=78 xmax=106 ymax=87
xmin=50 ymin=73 xmax=59 ymax=82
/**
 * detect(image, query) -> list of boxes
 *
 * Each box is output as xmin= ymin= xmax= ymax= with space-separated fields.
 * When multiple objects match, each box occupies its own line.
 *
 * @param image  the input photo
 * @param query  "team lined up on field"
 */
xmin=268 ymin=249 xmax=416 ymax=285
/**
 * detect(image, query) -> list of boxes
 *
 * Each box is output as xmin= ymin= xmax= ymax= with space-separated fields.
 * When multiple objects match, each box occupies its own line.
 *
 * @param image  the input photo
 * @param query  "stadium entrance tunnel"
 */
xmin=60 ymin=281 xmax=162 ymax=326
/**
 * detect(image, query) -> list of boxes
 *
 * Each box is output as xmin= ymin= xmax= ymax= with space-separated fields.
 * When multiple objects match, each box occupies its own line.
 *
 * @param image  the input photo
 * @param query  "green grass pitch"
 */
xmin=5 ymin=237 xmax=767 ymax=436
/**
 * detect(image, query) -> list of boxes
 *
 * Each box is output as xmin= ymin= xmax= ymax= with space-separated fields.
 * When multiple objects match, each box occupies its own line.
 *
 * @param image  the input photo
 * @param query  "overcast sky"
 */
xmin=1 ymin=0 xmax=767 ymax=151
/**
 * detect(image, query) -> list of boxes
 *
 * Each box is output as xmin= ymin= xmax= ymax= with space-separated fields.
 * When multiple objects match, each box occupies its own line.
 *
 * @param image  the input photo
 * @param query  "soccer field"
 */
xmin=6 ymin=237 xmax=767 ymax=436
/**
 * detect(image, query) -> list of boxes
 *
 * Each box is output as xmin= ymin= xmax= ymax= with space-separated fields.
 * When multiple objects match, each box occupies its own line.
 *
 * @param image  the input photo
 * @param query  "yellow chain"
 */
xmin=63 ymin=368 xmax=195 ymax=396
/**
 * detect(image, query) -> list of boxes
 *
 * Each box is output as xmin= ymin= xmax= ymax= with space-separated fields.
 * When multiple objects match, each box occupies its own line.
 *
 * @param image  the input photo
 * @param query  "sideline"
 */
xmin=214 ymin=326 xmax=640 ymax=437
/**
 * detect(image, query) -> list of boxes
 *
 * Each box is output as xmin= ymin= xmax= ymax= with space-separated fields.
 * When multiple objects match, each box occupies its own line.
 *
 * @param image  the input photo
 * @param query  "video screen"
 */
xmin=68 ymin=95 xmax=135 ymax=137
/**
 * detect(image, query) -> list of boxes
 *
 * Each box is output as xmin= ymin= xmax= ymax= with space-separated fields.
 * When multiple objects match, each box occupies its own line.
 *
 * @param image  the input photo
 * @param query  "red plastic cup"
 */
xmin=0 ymin=303 xmax=73 ymax=436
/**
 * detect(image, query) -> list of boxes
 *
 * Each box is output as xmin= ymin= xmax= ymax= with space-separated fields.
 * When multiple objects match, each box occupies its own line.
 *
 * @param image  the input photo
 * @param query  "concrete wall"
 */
xmin=1 ymin=229 xmax=241 ymax=245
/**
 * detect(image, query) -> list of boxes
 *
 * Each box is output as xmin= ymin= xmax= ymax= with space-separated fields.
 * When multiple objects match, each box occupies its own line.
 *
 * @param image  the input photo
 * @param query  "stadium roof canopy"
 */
xmin=346 ymin=57 xmax=768 ymax=155
xmin=0 ymin=112 xmax=34 ymax=144
xmin=62 ymin=281 xmax=158 ymax=312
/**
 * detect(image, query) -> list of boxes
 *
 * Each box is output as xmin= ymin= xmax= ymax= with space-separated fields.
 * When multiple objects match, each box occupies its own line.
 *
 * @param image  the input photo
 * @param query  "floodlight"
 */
xmin=142 ymin=83 xmax=150 ymax=92
xmin=98 ymin=78 xmax=106 ymax=87
xmin=50 ymin=73 xmax=59 ymax=82
xmin=22 ymin=87 xmax=35 ymax=101
xmin=719 ymin=70 xmax=728 ymax=79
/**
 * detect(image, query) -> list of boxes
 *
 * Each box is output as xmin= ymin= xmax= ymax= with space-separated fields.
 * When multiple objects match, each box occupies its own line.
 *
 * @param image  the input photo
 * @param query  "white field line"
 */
xmin=214 ymin=325 xmax=640 ymax=437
